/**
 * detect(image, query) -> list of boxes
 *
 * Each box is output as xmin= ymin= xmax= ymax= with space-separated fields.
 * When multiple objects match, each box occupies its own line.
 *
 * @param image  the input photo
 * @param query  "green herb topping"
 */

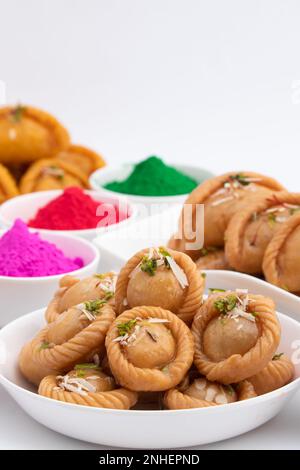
xmin=201 ymin=272 xmax=207 ymax=279
xmin=209 ymin=288 xmax=226 ymax=294
xmin=74 ymin=363 xmax=100 ymax=370
xmin=229 ymin=174 xmax=250 ymax=186
xmin=10 ymin=105 xmax=26 ymax=123
xmin=83 ymin=292 xmax=113 ymax=313
xmin=214 ymin=295 xmax=238 ymax=315
xmin=268 ymin=213 xmax=277 ymax=226
xmin=39 ymin=341 xmax=51 ymax=351
xmin=140 ymin=256 xmax=157 ymax=276
xmin=272 ymin=353 xmax=284 ymax=361
xmin=117 ymin=319 xmax=137 ymax=336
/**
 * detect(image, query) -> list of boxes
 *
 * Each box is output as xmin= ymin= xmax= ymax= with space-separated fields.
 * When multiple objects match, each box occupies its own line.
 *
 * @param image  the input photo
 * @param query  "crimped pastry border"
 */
xmin=168 ymin=171 xmax=285 ymax=257
xmin=192 ymin=292 xmax=281 ymax=384
xmin=225 ymin=192 xmax=300 ymax=274
xmin=45 ymin=275 xmax=80 ymax=323
xmin=164 ymin=379 xmax=256 ymax=409
xmin=19 ymin=304 xmax=116 ymax=386
xmin=20 ymin=158 xmax=89 ymax=193
xmin=114 ymin=247 xmax=204 ymax=324
xmin=105 ymin=306 xmax=194 ymax=392
xmin=38 ymin=375 xmax=137 ymax=409
xmin=263 ymin=212 xmax=300 ymax=290
xmin=249 ymin=354 xmax=294 ymax=395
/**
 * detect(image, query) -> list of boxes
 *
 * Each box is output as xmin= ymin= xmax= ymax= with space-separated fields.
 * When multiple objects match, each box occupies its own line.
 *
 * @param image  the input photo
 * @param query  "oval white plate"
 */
xmin=0 ymin=307 xmax=299 ymax=449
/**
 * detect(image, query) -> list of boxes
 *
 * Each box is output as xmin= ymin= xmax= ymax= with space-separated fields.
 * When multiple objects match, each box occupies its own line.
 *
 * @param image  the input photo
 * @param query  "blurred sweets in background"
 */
xmin=0 ymin=104 xmax=106 ymax=201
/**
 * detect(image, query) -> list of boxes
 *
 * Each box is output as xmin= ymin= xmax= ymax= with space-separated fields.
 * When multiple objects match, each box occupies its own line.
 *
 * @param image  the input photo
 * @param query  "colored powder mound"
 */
xmin=0 ymin=219 xmax=84 ymax=277
xmin=28 ymin=187 xmax=125 ymax=230
xmin=104 ymin=156 xmax=198 ymax=196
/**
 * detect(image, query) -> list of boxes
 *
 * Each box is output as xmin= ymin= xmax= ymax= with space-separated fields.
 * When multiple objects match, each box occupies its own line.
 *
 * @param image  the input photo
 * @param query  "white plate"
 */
xmin=0 ymin=297 xmax=299 ymax=448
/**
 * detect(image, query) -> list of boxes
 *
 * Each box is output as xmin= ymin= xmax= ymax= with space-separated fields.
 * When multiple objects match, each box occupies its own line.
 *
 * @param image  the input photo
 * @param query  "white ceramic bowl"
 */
xmin=0 ymin=230 xmax=100 ymax=325
xmin=0 ymin=308 xmax=299 ymax=449
xmin=89 ymin=164 xmax=214 ymax=217
xmin=0 ymin=189 xmax=136 ymax=241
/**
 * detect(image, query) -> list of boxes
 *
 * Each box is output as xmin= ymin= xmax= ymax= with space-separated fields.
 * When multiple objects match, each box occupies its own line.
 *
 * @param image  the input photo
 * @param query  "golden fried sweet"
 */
xmin=203 ymin=315 xmax=259 ymax=362
xmin=263 ymin=213 xmax=300 ymax=293
xmin=19 ymin=158 xmax=89 ymax=193
xmin=195 ymin=249 xmax=231 ymax=271
xmin=19 ymin=303 xmax=115 ymax=385
xmin=164 ymin=377 xmax=256 ymax=409
xmin=45 ymin=273 xmax=117 ymax=323
xmin=168 ymin=172 xmax=285 ymax=260
xmin=0 ymin=105 xmax=69 ymax=164
xmin=115 ymin=247 xmax=204 ymax=324
xmin=38 ymin=367 xmax=137 ymax=409
xmin=248 ymin=353 xmax=294 ymax=395
xmin=56 ymin=144 xmax=105 ymax=177
xmin=192 ymin=290 xmax=281 ymax=384
xmin=105 ymin=306 xmax=194 ymax=391
xmin=225 ymin=192 xmax=300 ymax=274
xmin=0 ymin=163 xmax=19 ymax=203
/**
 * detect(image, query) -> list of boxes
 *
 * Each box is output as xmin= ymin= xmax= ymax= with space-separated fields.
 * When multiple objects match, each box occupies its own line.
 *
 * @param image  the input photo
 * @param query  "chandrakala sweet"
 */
xmin=0 ymin=105 xmax=69 ymax=164
xmin=164 ymin=374 xmax=256 ymax=409
xmin=263 ymin=212 xmax=300 ymax=293
xmin=55 ymin=144 xmax=105 ymax=177
xmin=225 ymin=192 xmax=300 ymax=274
xmin=195 ymin=248 xmax=231 ymax=271
xmin=192 ymin=289 xmax=281 ymax=384
xmin=114 ymin=246 xmax=204 ymax=324
xmin=19 ymin=301 xmax=115 ymax=385
xmin=105 ymin=306 xmax=194 ymax=391
xmin=0 ymin=163 xmax=19 ymax=203
xmin=38 ymin=364 xmax=137 ymax=409
xmin=19 ymin=158 xmax=89 ymax=193
xmin=45 ymin=272 xmax=117 ymax=323
xmin=248 ymin=353 xmax=294 ymax=395
xmin=168 ymin=171 xmax=285 ymax=259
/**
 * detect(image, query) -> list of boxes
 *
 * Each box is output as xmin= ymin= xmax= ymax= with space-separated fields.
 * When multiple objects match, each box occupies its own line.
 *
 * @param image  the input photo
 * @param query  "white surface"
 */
xmin=0 ymin=307 xmax=299 ymax=449
xmin=0 ymin=230 xmax=100 ymax=326
xmin=1 ymin=0 xmax=300 ymax=450
xmin=0 ymin=384 xmax=299 ymax=450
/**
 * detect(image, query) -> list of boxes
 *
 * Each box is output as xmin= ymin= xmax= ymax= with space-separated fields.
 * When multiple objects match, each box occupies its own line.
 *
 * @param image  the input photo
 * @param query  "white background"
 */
xmin=1 ymin=0 xmax=300 ymax=190
xmin=1 ymin=0 xmax=300 ymax=450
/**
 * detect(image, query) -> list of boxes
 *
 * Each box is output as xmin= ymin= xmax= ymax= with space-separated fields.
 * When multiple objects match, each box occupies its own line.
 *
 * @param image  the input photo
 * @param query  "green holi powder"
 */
xmin=104 ymin=156 xmax=198 ymax=196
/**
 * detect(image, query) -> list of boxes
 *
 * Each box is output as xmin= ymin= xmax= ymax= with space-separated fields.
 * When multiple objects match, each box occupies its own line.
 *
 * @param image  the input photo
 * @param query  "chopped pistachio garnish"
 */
xmin=117 ymin=319 xmax=137 ymax=336
xmin=229 ymin=173 xmax=251 ymax=186
xmin=140 ymin=256 xmax=157 ymax=276
xmin=224 ymin=384 xmax=235 ymax=395
xmin=251 ymin=312 xmax=259 ymax=318
xmin=39 ymin=341 xmax=51 ymax=351
xmin=158 ymin=246 xmax=171 ymax=257
xmin=268 ymin=212 xmax=277 ymax=226
xmin=10 ymin=105 xmax=26 ymax=122
xmin=290 ymin=207 xmax=300 ymax=215
xmin=83 ymin=292 xmax=113 ymax=313
xmin=74 ymin=363 xmax=100 ymax=370
xmin=272 ymin=353 xmax=284 ymax=361
xmin=214 ymin=295 xmax=238 ymax=315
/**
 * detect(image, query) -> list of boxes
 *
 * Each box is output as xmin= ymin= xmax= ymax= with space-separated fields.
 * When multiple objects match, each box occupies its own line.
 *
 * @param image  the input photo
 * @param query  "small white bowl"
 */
xmin=0 ymin=308 xmax=299 ymax=449
xmin=0 ymin=190 xmax=136 ymax=241
xmin=0 ymin=230 xmax=100 ymax=325
xmin=89 ymin=163 xmax=214 ymax=217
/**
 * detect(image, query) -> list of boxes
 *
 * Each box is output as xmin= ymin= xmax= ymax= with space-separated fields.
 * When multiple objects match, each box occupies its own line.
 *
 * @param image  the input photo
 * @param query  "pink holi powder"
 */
xmin=0 ymin=219 xmax=84 ymax=277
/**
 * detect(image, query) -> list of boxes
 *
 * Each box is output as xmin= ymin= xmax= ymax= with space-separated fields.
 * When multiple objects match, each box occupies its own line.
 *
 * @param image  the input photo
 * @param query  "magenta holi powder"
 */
xmin=0 ymin=219 xmax=84 ymax=277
